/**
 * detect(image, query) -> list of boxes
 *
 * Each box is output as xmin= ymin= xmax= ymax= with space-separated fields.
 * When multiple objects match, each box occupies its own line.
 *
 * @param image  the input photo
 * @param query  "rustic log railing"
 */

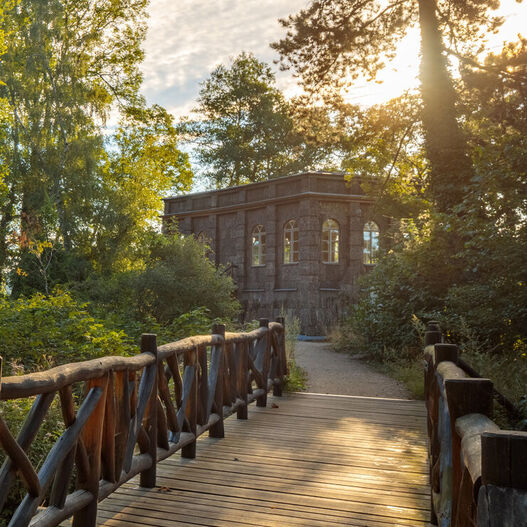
xmin=424 ymin=322 xmax=527 ymax=527
xmin=0 ymin=318 xmax=287 ymax=527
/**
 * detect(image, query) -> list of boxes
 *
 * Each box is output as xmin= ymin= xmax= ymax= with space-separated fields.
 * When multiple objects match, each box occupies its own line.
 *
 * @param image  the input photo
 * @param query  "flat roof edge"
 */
xmin=163 ymin=171 xmax=352 ymax=202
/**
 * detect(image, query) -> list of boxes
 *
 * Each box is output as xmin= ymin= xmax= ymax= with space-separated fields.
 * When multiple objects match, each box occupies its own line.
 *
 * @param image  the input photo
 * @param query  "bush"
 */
xmin=0 ymin=291 xmax=135 ymax=524
xmin=72 ymin=232 xmax=240 ymax=343
xmin=134 ymin=233 xmax=239 ymax=323
xmin=281 ymin=311 xmax=307 ymax=392
xmin=0 ymin=290 xmax=133 ymax=375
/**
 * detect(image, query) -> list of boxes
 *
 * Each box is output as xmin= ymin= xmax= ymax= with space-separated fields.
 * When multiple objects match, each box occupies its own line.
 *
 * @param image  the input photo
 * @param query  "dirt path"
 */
xmin=294 ymin=341 xmax=412 ymax=399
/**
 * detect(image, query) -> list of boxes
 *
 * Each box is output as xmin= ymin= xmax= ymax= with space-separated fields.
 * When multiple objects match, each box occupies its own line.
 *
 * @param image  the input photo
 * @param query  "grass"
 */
xmin=284 ymin=361 xmax=308 ymax=392
xmin=370 ymin=358 xmax=425 ymax=400
xmin=281 ymin=310 xmax=307 ymax=392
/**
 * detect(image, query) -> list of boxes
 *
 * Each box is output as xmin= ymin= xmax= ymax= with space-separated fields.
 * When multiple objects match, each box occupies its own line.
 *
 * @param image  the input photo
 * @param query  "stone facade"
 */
xmin=162 ymin=172 xmax=381 ymax=335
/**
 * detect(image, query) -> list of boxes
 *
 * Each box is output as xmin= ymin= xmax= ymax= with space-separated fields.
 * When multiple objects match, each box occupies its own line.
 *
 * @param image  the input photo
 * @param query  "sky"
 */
xmin=140 ymin=0 xmax=527 ymax=119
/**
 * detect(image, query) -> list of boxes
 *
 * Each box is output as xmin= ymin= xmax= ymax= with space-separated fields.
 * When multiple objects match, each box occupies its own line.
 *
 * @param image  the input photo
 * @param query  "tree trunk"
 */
xmin=418 ymin=0 xmax=473 ymax=213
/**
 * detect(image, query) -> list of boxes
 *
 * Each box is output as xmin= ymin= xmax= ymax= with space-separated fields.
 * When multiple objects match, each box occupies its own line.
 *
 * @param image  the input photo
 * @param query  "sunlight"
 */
xmin=340 ymin=0 xmax=526 ymax=107
xmin=341 ymin=27 xmax=420 ymax=107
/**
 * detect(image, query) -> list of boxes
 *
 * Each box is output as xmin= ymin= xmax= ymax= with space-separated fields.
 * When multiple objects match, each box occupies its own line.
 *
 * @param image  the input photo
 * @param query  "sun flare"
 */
xmin=340 ymin=0 xmax=526 ymax=107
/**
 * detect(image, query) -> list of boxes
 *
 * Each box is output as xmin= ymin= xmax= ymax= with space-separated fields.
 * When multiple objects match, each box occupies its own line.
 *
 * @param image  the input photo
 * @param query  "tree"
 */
xmin=92 ymin=104 xmax=193 ymax=272
xmin=320 ymin=92 xmax=428 ymax=220
xmin=271 ymin=0 xmax=504 ymax=213
xmin=0 ymin=3 xmax=9 ymax=58
xmin=0 ymin=0 xmax=192 ymax=285
xmin=337 ymin=37 xmax=527 ymax=363
xmin=0 ymin=0 xmax=147 ymax=245
xmin=182 ymin=52 xmax=332 ymax=188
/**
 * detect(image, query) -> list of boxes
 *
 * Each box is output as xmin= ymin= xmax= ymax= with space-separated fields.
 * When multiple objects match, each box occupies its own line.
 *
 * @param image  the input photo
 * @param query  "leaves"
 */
xmin=0 ymin=0 xmax=192 ymax=284
xmin=181 ymin=52 xmax=332 ymax=188
xmin=0 ymin=290 xmax=134 ymax=375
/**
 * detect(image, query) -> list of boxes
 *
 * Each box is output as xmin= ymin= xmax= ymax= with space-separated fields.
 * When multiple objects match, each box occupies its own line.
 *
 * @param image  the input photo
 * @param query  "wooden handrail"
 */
xmin=423 ymin=323 xmax=527 ymax=527
xmin=0 ymin=318 xmax=287 ymax=527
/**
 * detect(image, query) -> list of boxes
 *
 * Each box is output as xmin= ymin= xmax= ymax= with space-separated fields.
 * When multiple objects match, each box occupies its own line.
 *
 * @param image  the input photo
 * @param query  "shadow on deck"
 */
xmin=96 ymin=393 xmax=431 ymax=527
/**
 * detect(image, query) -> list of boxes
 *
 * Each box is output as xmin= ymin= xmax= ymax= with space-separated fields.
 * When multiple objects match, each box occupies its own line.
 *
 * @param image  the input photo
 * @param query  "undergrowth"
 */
xmin=281 ymin=311 xmax=307 ymax=392
xmin=331 ymin=314 xmax=527 ymax=428
xmin=373 ymin=358 xmax=425 ymax=400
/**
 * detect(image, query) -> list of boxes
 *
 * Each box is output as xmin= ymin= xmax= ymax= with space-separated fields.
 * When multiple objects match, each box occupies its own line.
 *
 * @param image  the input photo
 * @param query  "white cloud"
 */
xmin=141 ymin=0 xmax=527 ymax=117
xmin=141 ymin=0 xmax=308 ymax=117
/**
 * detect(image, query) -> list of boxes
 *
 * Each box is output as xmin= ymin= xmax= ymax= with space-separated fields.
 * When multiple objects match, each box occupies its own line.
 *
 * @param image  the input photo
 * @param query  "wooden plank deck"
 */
xmin=96 ymin=393 xmax=431 ymax=527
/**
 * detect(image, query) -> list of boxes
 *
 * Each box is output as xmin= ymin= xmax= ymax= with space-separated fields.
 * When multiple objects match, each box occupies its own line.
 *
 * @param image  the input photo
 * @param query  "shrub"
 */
xmin=0 ymin=290 xmax=133 ymax=375
xmin=72 ymin=232 xmax=240 ymax=343
xmin=281 ymin=311 xmax=306 ymax=392
xmin=134 ymin=233 xmax=239 ymax=323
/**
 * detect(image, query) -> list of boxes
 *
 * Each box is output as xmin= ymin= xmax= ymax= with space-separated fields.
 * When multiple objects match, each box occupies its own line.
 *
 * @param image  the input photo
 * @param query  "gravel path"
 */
xmin=294 ymin=341 xmax=412 ymax=399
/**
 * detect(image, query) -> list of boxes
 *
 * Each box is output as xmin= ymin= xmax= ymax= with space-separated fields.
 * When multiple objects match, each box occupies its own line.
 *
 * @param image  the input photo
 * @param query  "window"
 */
xmin=363 ymin=221 xmax=379 ymax=265
xmin=322 ymin=219 xmax=339 ymax=263
xmin=251 ymin=225 xmax=265 ymax=266
xmin=283 ymin=219 xmax=299 ymax=264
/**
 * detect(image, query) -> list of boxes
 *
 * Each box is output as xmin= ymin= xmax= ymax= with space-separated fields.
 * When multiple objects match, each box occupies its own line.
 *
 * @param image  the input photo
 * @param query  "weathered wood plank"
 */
xmin=96 ymin=393 xmax=430 ymax=527
xmin=72 ymin=375 xmax=109 ymax=527
xmin=180 ymin=349 xmax=197 ymax=459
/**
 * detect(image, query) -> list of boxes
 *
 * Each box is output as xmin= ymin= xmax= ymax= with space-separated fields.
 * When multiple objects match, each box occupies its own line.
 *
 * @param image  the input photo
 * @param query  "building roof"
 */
xmin=162 ymin=171 xmax=374 ymax=219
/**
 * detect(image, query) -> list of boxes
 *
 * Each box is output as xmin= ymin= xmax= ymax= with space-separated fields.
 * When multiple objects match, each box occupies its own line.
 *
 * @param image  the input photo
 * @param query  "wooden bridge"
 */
xmin=96 ymin=392 xmax=430 ymax=527
xmin=0 ymin=318 xmax=525 ymax=526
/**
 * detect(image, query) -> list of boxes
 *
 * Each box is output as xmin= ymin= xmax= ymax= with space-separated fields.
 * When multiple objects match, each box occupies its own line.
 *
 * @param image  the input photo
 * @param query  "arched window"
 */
xmin=363 ymin=221 xmax=379 ymax=265
xmin=322 ymin=219 xmax=339 ymax=263
xmin=283 ymin=219 xmax=299 ymax=264
xmin=251 ymin=225 xmax=266 ymax=266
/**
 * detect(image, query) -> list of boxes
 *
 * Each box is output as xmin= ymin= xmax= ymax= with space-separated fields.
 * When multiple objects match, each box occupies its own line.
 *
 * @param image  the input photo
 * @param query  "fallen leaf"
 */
xmin=157 ymin=486 xmax=171 ymax=493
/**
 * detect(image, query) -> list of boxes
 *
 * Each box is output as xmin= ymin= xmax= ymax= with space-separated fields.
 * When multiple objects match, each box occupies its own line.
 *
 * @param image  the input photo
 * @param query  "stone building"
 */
xmin=162 ymin=171 xmax=382 ymax=335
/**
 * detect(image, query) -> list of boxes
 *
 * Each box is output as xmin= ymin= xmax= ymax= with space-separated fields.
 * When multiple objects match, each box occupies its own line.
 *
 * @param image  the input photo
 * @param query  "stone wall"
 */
xmin=163 ymin=172 xmax=380 ymax=335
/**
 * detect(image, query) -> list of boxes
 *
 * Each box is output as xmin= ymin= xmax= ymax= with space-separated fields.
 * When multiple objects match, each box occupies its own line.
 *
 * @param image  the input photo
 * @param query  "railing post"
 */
xmin=424 ymin=320 xmax=442 ymax=346
xmin=72 ymin=375 xmax=109 ymax=527
xmin=181 ymin=346 xmax=198 ymax=459
xmin=445 ymin=377 xmax=493 ymax=526
xmin=236 ymin=341 xmax=248 ymax=420
xmin=140 ymin=333 xmax=158 ymax=488
xmin=428 ymin=343 xmax=459 ymax=526
xmin=434 ymin=343 xmax=458 ymax=366
xmin=273 ymin=317 xmax=286 ymax=396
xmin=209 ymin=323 xmax=225 ymax=438
xmin=257 ymin=319 xmax=270 ymax=407
xmin=478 ymin=430 xmax=527 ymax=526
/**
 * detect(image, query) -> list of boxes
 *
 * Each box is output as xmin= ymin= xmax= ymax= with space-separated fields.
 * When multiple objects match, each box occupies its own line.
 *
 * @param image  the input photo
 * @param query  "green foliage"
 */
xmin=94 ymin=104 xmax=193 ymax=272
xmin=374 ymin=356 xmax=425 ymax=400
xmin=10 ymin=242 xmax=92 ymax=298
xmin=280 ymin=311 xmax=307 ymax=392
xmin=0 ymin=290 xmax=133 ymax=375
xmin=461 ymin=345 xmax=527 ymax=424
xmin=164 ymin=307 xmax=215 ymax=342
xmin=181 ymin=52 xmax=332 ymax=188
xmin=0 ymin=0 xmax=192 ymax=285
xmin=0 ymin=0 xmax=147 ymax=247
xmin=72 ymin=232 xmax=239 ymax=343
xmin=133 ymin=233 xmax=239 ymax=323
xmin=284 ymin=361 xmax=308 ymax=393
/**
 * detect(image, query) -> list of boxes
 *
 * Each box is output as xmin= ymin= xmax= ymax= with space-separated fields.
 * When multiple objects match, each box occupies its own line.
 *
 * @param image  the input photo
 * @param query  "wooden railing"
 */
xmin=424 ymin=322 xmax=527 ymax=527
xmin=0 ymin=318 xmax=287 ymax=527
